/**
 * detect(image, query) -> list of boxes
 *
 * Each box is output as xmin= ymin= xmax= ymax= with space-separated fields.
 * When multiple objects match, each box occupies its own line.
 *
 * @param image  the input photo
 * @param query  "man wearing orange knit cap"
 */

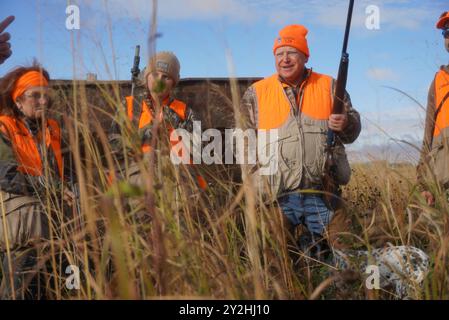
xmin=417 ymin=11 xmax=449 ymax=206
xmin=240 ymin=24 xmax=361 ymax=260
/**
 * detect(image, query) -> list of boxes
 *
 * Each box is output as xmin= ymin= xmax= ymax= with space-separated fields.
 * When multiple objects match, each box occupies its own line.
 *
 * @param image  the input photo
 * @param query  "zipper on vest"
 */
xmin=23 ymin=119 xmax=58 ymax=178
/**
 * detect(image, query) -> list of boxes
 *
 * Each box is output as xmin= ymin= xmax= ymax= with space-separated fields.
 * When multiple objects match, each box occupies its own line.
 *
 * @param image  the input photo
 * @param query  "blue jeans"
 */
xmin=278 ymin=193 xmax=334 ymax=236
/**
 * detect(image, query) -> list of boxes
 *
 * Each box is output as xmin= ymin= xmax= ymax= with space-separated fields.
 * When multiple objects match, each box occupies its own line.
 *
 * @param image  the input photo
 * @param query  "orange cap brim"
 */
xmin=437 ymin=14 xmax=449 ymax=29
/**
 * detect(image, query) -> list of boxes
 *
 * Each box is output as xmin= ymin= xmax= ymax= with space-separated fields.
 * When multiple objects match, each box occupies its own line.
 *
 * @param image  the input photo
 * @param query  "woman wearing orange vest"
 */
xmin=0 ymin=63 xmax=74 ymax=299
xmin=109 ymin=51 xmax=206 ymax=192
xmin=417 ymin=12 xmax=449 ymax=206
xmin=240 ymin=25 xmax=361 ymax=260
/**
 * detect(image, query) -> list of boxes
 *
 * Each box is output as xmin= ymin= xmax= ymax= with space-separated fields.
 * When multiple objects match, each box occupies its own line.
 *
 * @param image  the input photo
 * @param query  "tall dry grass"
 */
xmin=9 ymin=76 xmax=444 ymax=300
xmin=1 ymin=0 xmax=449 ymax=300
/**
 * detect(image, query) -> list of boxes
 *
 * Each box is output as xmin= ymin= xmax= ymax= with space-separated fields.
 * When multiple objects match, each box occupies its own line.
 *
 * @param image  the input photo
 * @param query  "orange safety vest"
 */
xmin=433 ymin=69 xmax=449 ymax=137
xmin=126 ymin=96 xmax=187 ymax=153
xmin=125 ymin=96 xmax=207 ymax=190
xmin=0 ymin=116 xmax=63 ymax=178
xmin=252 ymin=71 xmax=334 ymax=197
xmin=254 ymin=71 xmax=333 ymax=129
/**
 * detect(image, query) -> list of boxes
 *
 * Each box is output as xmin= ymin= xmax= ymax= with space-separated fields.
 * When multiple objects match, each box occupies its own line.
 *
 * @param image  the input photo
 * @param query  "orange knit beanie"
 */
xmin=273 ymin=24 xmax=310 ymax=57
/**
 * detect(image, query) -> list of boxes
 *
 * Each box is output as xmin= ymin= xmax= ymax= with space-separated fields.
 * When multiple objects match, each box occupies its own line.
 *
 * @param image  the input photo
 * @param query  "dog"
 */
xmin=332 ymin=244 xmax=430 ymax=299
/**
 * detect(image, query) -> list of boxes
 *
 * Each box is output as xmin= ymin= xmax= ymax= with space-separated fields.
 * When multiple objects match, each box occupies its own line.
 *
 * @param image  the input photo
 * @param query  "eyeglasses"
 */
xmin=443 ymin=29 xmax=449 ymax=39
xmin=275 ymin=50 xmax=301 ymax=60
xmin=23 ymin=91 xmax=50 ymax=101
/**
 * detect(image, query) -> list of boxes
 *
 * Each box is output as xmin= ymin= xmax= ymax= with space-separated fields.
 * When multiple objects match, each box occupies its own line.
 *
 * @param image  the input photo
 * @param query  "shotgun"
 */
xmin=130 ymin=45 xmax=141 ymax=98
xmin=323 ymin=0 xmax=354 ymax=209
xmin=329 ymin=0 xmax=354 ymax=137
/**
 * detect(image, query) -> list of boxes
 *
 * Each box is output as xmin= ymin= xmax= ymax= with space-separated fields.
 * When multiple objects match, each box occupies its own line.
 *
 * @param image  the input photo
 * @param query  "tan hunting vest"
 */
xmin=252 ymin=71 xmax=350 ymax=198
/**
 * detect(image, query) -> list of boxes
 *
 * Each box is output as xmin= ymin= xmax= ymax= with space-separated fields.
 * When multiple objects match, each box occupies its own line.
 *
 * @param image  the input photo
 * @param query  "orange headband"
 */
xmin=12 ymin=71 xmax=49 ymax=103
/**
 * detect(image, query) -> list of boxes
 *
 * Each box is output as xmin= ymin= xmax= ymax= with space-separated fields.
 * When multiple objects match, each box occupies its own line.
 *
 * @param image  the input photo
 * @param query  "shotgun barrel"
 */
xmin=130 ymin=45 xmax=141 ymax=97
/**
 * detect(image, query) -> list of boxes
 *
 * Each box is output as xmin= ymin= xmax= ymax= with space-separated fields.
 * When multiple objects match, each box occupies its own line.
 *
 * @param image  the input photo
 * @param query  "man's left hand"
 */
xmin=328 ymin=113 xmax=348 ymax=132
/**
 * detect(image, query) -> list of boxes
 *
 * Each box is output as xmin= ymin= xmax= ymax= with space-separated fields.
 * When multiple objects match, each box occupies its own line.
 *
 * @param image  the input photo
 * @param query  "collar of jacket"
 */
xmin=144 ymin=89 xmax=172 ymax=109
xmin=278 ymin=68 xmax=312 ymax=89
xmin=440 ymin=64 xmax=449 ymax=74
xmin=23 ymin=117 xmax=42 ymax=136
xmin=13 ymin=117 xmax=43 ymax=138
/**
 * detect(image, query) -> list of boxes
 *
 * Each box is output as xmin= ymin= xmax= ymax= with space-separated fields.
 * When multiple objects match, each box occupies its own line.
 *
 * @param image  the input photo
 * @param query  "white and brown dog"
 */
xmin=332 ymin=244 xmax=430 ymax=299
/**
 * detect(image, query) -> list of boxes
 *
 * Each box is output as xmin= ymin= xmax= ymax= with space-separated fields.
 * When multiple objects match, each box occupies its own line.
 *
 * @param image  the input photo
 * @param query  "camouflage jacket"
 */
xmin=240 ymin=72 xmax=361 ymax=143
xmin=239 ymin=70 xmax=361 ymax=195
xmin=0 ymin=118 xmax=67 ymax=196
xmin=108 ymin=90 xmax=200 ymax=161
